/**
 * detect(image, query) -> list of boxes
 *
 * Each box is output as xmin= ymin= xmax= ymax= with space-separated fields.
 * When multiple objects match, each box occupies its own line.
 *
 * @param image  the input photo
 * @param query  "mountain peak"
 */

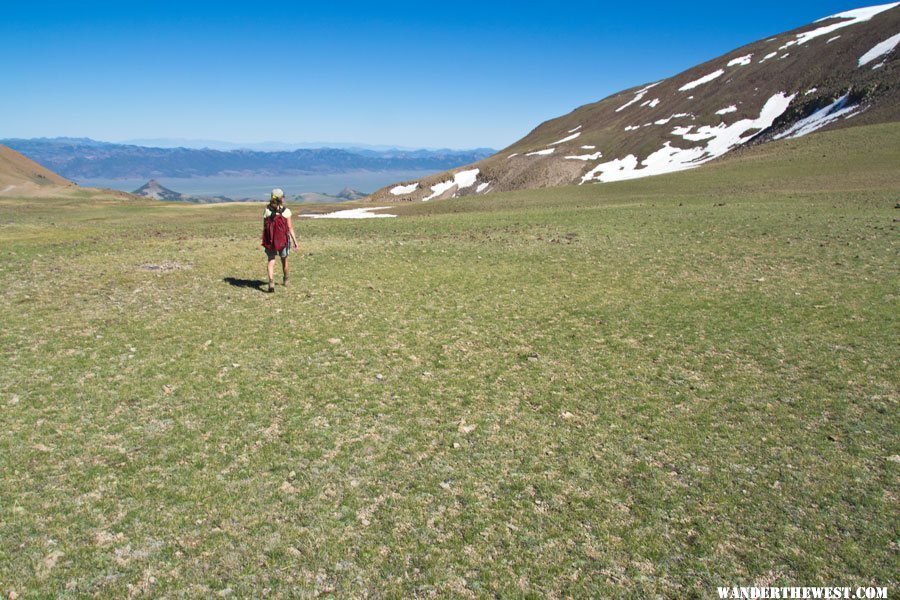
xmin=336 ymin=186 xmax=367 ymax=200
xmin=371 ymin=2 xmax=900 ymax=201
xmin=133 ymin=179 xmax=187 ymax=201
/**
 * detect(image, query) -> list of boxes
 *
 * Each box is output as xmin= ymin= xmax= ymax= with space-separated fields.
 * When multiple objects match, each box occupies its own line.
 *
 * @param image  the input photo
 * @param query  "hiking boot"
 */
xmin=267 ymin=280 xmax=275 ymax=293
xmin=283 ymin=275 xmax=289 ymax=287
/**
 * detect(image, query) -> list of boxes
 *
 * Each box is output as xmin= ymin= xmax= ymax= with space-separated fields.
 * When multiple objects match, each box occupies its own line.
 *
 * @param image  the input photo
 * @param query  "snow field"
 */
xmin=858 ymin=32 xmax=900 ymax=66
xmin=779 ymin=3 xmax=898 ymax=49
xmin=549 ymin=132 xmax=582 ymax=145
xmin=564 ymin=151 xmax=603 ymax=161
xmin=727 ymin=54 xmax=753 ymax=66
xmin=390 ymin=183 xmax=418 ymax=196
xmin=582 ymin=92 xmax=795 ymax=183
xmin=679 ymin=69 xmax=724 ymax=91
xmin=615 ymin=82 xmax=662 ymax=112
xmin=300 ymin=207 xmax=397 ymax=219
xmin=773 ymin=93 xmax=864 ymax=139
xmin=422 ymin=168 xmax=481 ymax=201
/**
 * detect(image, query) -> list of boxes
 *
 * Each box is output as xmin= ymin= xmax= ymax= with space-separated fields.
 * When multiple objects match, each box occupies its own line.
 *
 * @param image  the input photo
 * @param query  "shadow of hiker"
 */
xmin=223 ymin=277 xmax=268 ymax=292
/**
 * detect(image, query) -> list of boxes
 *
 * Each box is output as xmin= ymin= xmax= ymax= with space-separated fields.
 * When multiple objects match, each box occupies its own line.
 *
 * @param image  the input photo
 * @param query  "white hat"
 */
xmin=271 ymin=188 xmax=284 ymax=200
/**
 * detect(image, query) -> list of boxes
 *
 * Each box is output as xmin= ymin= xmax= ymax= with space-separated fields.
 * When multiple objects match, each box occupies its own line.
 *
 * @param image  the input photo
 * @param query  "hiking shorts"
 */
xmin=265 ymin=239 xmax=291 ymax=259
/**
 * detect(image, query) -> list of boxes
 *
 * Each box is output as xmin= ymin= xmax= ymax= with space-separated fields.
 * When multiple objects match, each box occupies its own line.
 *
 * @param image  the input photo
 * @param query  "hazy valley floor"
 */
xmin=0 ymin=124 xmax=897 ymax=597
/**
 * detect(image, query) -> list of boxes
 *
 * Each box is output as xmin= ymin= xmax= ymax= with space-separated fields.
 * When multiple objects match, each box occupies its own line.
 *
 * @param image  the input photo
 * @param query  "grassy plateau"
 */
xmin=0 ymin=124 xmax=898 ymax=598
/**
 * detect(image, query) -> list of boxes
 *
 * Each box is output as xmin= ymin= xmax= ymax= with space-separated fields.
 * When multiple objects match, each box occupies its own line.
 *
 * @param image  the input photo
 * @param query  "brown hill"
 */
xmin=371 ymin=3 xmax=900 ymax=202
xmin=0 ymin=144 xmax=137 ymax=200
xmin=0 ymin=144 xmax=75 ymax=196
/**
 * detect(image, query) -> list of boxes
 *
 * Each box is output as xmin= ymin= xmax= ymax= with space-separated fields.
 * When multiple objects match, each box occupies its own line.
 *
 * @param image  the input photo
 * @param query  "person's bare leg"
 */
xmin=267 ymin=258 xmax=276 ymax=292
xmin=281 ymin=256 xmax=289 ymax=286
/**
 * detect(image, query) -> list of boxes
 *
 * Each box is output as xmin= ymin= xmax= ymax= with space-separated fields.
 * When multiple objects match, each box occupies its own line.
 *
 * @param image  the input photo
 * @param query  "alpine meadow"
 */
xmin=1 ymin=2 xmax=898 ymax=598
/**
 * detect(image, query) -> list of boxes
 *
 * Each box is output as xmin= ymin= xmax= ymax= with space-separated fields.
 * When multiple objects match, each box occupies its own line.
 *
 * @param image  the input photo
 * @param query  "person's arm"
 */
xmin=286 ymin=216 xmax=300 ymax=248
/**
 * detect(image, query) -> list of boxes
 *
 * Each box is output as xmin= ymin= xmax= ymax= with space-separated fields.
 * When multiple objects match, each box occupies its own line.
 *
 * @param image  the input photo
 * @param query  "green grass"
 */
xmin=1 ymin=124 xmax=898 ymax=598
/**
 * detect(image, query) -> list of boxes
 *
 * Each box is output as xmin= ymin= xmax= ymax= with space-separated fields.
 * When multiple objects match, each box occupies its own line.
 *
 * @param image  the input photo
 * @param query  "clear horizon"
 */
xmin=0 ymin=1 xmax=879 ymax=149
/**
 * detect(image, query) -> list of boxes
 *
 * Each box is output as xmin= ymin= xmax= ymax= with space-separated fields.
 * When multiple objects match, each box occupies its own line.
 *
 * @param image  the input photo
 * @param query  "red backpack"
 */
xmin=262 ymin=207 xmax=289 ymax=252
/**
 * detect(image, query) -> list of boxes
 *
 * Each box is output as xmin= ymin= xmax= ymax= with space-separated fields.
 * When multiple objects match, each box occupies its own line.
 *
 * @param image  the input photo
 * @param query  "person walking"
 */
xmin=261 ymin=188 xmax=300 ymax=293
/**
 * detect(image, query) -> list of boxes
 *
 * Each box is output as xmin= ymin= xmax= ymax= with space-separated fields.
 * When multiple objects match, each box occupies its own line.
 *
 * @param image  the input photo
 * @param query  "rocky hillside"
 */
xmin=372 ymin=3 xmax=900 ymax=202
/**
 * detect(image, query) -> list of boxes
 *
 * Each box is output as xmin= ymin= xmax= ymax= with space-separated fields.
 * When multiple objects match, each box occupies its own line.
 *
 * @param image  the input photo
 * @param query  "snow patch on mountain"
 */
xmin=582 ymin=92 xmax=795 ymax=184
xmin=550 ymin=132 xmax=582 ymax=145
xmin=616 ymin=92 xmax=646 ymax=112
xmin=422 ymin=168 xmax=480 ymax=201
xmin=680 ymin=92 xmax=795 ymax=147
xmin=526 ymin=148 xmax=556 ymax=156
xmin=568 ymin=125 xmax=582 ymax=133
xmin=654 ymin=113 xmax=694 ymax=125
xmin=774 ymin=93 xmax=864 ymax=139
xmin=858 ymin=32 xmax=900 ymax=66
xmin=615 ymin=82 xmax=661 ymax=112
xmin=390 ymin=183 xmax=418 ymax=195
xmin=760 ymin=52 xmax=778 ymax=63
xmin=827 ymin=35 xmax=841 ymax=43
xmin=728 ymin=54 xmax=753 ymax=66
xmin=780 ymin=3 xmax=899 ymax=48
xmin=580 ymin=155 xmax=639 ymax=183
xmin=476 ymin=182 xmax=490 ymax=193
xmin=679 ymin=69 xmax=725 ymax=91
xmin=564 ymin=151 xmax=604 ymax=161
xmin=716 ymin=105 xmax=738 ymax=115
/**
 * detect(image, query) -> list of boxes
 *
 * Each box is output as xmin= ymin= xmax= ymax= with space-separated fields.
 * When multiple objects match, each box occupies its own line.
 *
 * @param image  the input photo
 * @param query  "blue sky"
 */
xmin=0 ymin=1 xmax=877 ymax=149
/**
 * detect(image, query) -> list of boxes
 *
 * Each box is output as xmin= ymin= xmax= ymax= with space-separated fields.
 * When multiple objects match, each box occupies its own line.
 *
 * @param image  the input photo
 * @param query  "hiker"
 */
xmin=261 ymin=188 xmax=300 ymax=293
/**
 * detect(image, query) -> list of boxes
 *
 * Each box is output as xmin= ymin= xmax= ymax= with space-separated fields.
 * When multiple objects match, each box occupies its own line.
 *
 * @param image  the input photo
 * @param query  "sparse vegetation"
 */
xmin=1 ymin=124 xmax=897 ymax=597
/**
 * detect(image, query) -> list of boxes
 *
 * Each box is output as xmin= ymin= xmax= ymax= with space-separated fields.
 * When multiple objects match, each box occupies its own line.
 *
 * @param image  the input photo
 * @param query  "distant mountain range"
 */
xmin=131 ymin=179 xmax=369 ymax=203
xmin=372 ymin=2 xmax=900 ymax=201
xmin=119 ymin=138 xmax=477 ymax=153
xmin=0 ymin=137 xmax=495 ymax=180
xmin=287 ymin=187 xmax=368 ymax=204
